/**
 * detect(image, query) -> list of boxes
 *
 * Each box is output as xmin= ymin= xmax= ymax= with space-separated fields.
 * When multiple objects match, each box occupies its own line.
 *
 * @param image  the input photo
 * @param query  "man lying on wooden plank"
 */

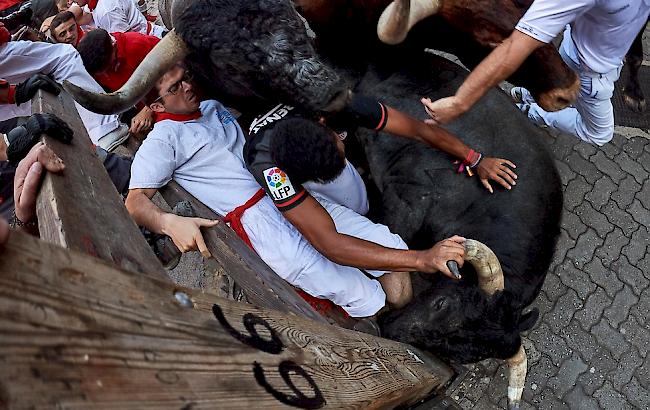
xmin=124 ymin=63 xmax=467 ymax=326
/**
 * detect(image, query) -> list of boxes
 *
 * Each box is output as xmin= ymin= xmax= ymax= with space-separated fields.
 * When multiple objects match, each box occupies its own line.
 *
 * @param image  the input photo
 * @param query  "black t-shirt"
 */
xmin=243 ymin=94 xmax=388 ymax=211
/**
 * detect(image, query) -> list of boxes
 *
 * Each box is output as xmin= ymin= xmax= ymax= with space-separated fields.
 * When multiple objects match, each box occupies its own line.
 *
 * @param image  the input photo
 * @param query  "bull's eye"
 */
xmin=432 ymin=298 xmax=447 ymax=311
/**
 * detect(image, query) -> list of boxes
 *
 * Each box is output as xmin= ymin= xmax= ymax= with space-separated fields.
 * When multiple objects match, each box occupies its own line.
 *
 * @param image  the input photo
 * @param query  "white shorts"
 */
xmin=242 ymin=196 xmax=408 ymax=317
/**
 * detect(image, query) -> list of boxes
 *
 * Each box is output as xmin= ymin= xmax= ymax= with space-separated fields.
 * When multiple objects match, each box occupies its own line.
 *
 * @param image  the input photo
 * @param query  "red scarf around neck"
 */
xmin=154 ymin=111 xmax=202 ymax=123
xmin=88 ymin=0 xmax=99 ymax=10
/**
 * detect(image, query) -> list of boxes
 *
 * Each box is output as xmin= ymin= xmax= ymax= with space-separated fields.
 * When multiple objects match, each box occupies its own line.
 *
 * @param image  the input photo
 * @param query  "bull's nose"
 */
xmin=537 ymin=77 xmax=580 ymax=112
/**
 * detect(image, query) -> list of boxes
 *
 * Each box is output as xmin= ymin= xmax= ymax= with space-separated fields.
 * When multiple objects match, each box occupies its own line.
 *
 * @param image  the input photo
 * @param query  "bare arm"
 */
xmin=125 ymin=188 xmax=218 ymax=257
xmin=422 ymin=30 xmax=545 ymax=124
xmin=383 ymin=106 xmax=518 ymax=192
xmin=283 ymin=194 xmax=465 ymax=277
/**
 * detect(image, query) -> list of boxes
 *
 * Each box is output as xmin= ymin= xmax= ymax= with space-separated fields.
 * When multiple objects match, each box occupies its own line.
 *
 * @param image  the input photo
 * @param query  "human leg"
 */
xmin=377 ymin=271 xmax=412 ymax=309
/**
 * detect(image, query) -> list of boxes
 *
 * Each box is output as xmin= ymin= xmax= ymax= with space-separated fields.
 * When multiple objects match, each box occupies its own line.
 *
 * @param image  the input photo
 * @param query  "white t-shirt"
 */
xmin=93 ymin=0 xmax=165 ymax=38
xmin=0 ymin=41 xmax=120 ymax=143
xmin=129 ymin=100 xmax=262 ymax=216
xmin=516 ymin=0 xmax=650 ymax=73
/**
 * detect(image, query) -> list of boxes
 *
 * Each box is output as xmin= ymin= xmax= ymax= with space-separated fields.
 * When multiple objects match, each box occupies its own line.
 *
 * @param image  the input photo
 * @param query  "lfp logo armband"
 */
xmin=263 ymin=167 xmax=297 ymax=201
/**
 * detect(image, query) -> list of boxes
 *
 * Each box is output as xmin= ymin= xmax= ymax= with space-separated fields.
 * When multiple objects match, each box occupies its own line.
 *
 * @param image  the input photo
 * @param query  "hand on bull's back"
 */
xmin=421 ymin=96 xmax=467 ymax=125
xmin=418 ymin=235 xmax=466 ymax=279
xmin=476 ymin=157 xmax=517 ymax=194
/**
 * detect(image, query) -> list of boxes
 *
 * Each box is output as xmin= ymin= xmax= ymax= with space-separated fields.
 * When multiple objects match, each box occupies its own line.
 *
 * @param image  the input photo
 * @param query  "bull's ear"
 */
xmin=518 ymin=308 xmax=539 ymax=332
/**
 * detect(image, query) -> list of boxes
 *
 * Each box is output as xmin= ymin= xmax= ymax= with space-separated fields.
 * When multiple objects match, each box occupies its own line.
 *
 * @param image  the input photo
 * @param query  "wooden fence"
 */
xmin=0 ymin=89 xmax=454 ymax=409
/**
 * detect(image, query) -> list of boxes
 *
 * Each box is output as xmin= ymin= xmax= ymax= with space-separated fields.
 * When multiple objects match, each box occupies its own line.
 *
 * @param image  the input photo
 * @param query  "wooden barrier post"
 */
xmin=30 ymin=90 xmax=168 ymax=280
xmin=0 ymin=230 xmax=453 ymax=409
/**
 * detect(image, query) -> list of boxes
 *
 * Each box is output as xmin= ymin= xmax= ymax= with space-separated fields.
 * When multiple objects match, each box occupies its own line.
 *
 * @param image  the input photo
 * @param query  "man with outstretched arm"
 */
xmin=125 ymin=64 xmax=466 ymax=321
xmin=421 ymin=0 xmax=650 ymax=146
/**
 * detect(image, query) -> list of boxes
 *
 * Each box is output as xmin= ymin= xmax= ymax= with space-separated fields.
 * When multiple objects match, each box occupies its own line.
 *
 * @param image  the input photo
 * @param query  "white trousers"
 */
xmin=243 ymin=164 xmax=407 ymax=318
xmin=0 ymin=41 xmax=121 ymax=144
xmin=526 ymin=27 xmax=621 ymax=146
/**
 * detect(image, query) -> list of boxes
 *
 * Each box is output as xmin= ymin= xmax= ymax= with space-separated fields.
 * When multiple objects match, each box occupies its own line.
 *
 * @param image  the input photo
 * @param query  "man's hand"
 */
xmin=476 ymin=157 xmax=517 ymax=193
xmin=129 ymin=106 xmax=154 ymax=134
xmin=14 ymin=142 xmax=66 ymax=224
xmin=160 ymin=213 xmax=219 ymax=258
xmin=14 ymin=74 xmax=61 ymax=106
xmin=417 ymin=235 xmax=466 ymax=279
xmin=421 ymin=96 xmax=467 ymax=125
xmin=6 ymin=113 xmax=73 ymax=165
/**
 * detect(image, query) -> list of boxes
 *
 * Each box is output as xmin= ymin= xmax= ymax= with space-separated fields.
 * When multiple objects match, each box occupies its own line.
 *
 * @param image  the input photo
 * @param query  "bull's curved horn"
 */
xmin=463 ymin=239 xmax=525 ymax=408
xmin=377 ymin=0 xmax=441 ymax=45
xmin=63 ymin=30 xmax=189 ymax=115
xmin=463 ymin=239 xmax=504 ymax=295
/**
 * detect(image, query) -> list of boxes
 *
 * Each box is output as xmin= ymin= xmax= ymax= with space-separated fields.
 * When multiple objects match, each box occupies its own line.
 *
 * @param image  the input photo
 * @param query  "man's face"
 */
xmin=52 ymin=18 xmax=78 ymax=46
xmin=152 ymin=65 xmax=200 ymax=115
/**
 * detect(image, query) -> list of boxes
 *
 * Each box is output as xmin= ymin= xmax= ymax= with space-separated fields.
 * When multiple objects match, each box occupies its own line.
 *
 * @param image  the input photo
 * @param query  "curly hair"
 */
xmin=77 ymin=29 xmax=113 ymax=74
xmin=269 ymin=117 xmax=346 ymax=185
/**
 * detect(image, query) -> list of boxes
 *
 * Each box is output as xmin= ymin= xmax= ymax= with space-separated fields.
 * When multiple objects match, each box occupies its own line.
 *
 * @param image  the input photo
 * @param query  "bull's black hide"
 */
xmin=350 ymin=54 xmax=563 ymax=363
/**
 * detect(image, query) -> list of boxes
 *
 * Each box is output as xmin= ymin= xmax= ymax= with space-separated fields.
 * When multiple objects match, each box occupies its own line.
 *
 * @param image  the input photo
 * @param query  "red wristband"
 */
xmin=6 ymin=85 xmax=15 ymax=104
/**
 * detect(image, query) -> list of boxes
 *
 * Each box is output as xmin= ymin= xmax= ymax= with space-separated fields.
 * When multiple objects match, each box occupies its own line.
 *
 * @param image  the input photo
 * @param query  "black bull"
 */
xmin=351 ymin=55 xmax=562 ymax=363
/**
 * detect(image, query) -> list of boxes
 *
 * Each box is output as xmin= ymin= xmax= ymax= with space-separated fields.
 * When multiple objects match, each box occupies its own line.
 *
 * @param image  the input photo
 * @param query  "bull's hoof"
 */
xmin=623 ymin=90 xmax=647 ymax=113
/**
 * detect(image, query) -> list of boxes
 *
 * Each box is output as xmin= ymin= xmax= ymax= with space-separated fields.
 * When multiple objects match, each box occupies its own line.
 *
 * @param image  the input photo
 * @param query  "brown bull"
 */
xmin=295 ymin=0 xmax=580 ymax=112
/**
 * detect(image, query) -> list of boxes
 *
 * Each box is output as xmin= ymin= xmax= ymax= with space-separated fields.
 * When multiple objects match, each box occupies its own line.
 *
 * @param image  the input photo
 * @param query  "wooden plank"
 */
xmin=159 ymin=181 xmax=333 ymax=325
xmin=0 ymin=230 xmax=454 ymax=409
xmin=31 ymin=90 xmax=168 ymax=280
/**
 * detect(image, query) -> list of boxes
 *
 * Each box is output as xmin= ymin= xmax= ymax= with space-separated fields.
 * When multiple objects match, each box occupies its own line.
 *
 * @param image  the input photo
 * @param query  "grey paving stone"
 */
xmin=562 ymin=208 xmax=589 ymax=241
xmin=575 ymin=287 xmax=611 ymax=331
xmin=577 ymin=348 xmax=613 ymax=395
xmin=545 ymin=289 xmax=581 ymax=334
xmin=574 ymin=201 xmax=615 ymax=239
xmin=575 ymin=142 xmax=598 ymax=161
xmin=594 ymin=381 xmax=633 ymax=410
xmin=566 ymin=228 xmax=605 ymax=269
xmin=550 ymin=134 xmax=580 ymax=161
xmin=592 ymin=151 xmax=626 ymax=183
xmin=591 ymin=319 xmax=631 ymax=360
xmin=622 ymin=376 xmax=650 ymax=409
xmin=530 ymin=388 xmax=569 ymax=410
xmin=620 ymin=316 xmax=650 ymax=358
xmin=548 ymin=353 xmax=588 ymax=397
xmin=600 ymin=138 xmax=623 ymax=159
xmin=638 ymin=178 xmax=650 ymax=209
xmin=584 ymin=257 xmax=625 ymax=298
xmin=623 ymin=136 xmax=650 ymax=159
xmin=603 ymin=285 xmax=638 ymax=329
xmin=601 ymin=200 xmax=639 ymax=237
xmin=594 ymin=227 xmax=629 ymax=267
xmin=530 ymin=323 xmax=573 ymax=367
xmin=631 ymin=287 xmax=650 ymax=327
xmin=523 ymin=355 xmax=558 ymax=402
xmin=610 ymin=255 xmax=649 ymax=296
xmin=529 ymin=291 xmax=554 ymax=318
xmin=556 ymin=259 xmax=596 ymax=300
xmin=622 ymin=226 xmax=650 ymax=265
xmin=608 ymin=348 xmax=642 ymax=391
xmin=564 ymin=175 xmax=594 ymax=211
xmin=627 ymin=198 xmax=650 ymax=228
xmin=549 ymin=230 xmax=576 ymax=274
xmin=638 ymin=150 xmax=650 ymax=173
xmin=636 ymin=355 xmax=650 ymax=389
xmin=563 ymin=385 xmax=600 ymax=410
xmin=555 ymin=160 xmax=577 ymax=187
xmin=611 ymin=175 xmax=641 ymax=209
xmin=543 ymin=270 xmax=569 ymax=302
xmin=585 ymin=175 xmax=618 ymax=211
xmin=566 ymin=152 xmax=603 ymax=185
xmin=616 ymin=151 xmax=650 ymax=185
xmin=560 ymin=320 xmax=600 ymax=362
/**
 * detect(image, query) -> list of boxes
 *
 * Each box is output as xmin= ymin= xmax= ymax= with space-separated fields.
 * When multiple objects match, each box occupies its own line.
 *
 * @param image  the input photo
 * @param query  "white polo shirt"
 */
xmin=92 ymin=0 xmax=165 ymax=38
xmin=516 ymin=0 xmax=650 ymax=73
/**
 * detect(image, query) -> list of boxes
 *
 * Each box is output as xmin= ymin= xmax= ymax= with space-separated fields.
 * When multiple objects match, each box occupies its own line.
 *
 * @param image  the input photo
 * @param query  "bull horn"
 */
xmin=463 ymin=239 xmax=525 ymax=408
xmin=377 ymin=0 xmax=442 ymax=45
xmin=63 ymin=29 xmax=189 ymax=115
xmin=463 ymin=239 xmax=504 ymax=295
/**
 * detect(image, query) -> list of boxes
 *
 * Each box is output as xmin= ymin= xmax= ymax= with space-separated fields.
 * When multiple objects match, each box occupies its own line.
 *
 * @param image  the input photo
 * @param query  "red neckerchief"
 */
xmin=154 ymin=111 xmax=202 ymax=123
xmin=0 ymin=25 xmax=10 ymax=45
xmin=88 ymin=0 xmax=99 ymax=11
xmin=75 ymin=24 xmax=85 ymax=46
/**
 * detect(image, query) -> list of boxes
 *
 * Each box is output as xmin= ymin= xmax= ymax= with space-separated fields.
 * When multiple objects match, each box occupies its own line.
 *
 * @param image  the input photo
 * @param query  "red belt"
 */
xmin=224 ymin=188 xmax=266 ymax=249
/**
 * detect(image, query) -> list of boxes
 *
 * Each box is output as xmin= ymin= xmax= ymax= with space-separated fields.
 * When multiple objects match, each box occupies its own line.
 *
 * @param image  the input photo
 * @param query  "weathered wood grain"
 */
xmin=30 ymin=90 xmax=167 ymax=280
xmin=0 ymin=230 xmax=453 ymax=409
xmin=159 ymin=181 xmax=334 ymax=325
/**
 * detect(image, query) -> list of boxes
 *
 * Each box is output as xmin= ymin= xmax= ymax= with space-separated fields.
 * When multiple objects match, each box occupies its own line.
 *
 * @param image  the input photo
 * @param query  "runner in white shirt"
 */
xmin=421 ymin=0 xmax=650 ymax=146
xmin=0 ymin=40 xmax=128 ymax=150
xmin=72 ymin=0 xmax=167 ymax=39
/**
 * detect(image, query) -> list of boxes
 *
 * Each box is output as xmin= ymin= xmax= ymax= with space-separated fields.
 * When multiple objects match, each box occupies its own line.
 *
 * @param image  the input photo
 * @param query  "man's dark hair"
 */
xmin=77 ymin=29 xmax=113 ymax=74
xmin=270 ymin=117 xmax=346 ymax=185
xmin=50 ymin=11 xmax=75 ymax=37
